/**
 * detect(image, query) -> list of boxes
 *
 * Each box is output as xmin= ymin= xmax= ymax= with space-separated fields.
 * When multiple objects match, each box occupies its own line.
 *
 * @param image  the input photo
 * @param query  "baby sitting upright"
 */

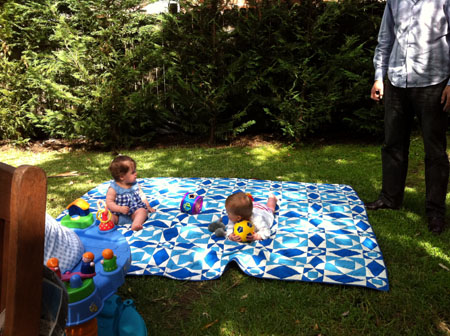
xmin=106 ymin=155 xmax=155 ymax=231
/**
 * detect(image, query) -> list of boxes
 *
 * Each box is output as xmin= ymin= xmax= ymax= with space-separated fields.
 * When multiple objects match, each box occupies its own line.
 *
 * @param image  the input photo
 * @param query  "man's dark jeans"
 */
xmin=380 ymin=79 xmax=449 ymax=219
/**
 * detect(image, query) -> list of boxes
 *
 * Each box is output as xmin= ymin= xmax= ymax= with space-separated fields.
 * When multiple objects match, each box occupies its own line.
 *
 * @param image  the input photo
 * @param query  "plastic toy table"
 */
xmin=66 ymin=224 xmax=131 ymax=326
xmin=59 ymin=210 xmax=147 ymax=336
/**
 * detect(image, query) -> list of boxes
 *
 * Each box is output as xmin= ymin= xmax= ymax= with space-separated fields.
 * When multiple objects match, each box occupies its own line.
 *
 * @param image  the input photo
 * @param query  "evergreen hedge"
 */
xmin=0 ymin=0 xmax=385 ymax=146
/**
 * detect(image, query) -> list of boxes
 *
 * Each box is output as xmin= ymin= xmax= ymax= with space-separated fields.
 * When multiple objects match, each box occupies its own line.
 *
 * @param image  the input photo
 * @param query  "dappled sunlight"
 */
xmin=225 ymin=145 xmax=292 ymax=169
xmin=417 ymin=240 xmax=449 ymax=262
xmin=276 ymin=173 xmax=306 ymax=182
xmin=139 ymin=147 xmax=249 ymax=177
xmin=404 ymin=210 xmax=422 ymax=221
xmin=218 ymin=320 xmax=240 ymax=336
xmin=0 ymin=143 xmax=436 ymax=223
xmin=250 ymin=144 xmax=286 ymax=158
xmin=404 ymin=186 xmax=417 ymax=193
xmin=0 ymin=143 xmax=384 ymax=194
xmin=390 ymin=232 xmax=450 ymax=264
xmin=374 ymin=208 xmax=450 ymax=265
xmin=0 ymin=148 xmax=59 ymax=167
xmin=364 ymin=152 xmax=379 ymax=159
xmin=335 ymin=158 xmax=350 ymax=165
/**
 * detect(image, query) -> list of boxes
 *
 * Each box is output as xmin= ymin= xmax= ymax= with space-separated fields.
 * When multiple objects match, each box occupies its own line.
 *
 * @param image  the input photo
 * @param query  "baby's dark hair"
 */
xmin=109 ymin=155 xmax=136 ymax=181
xmin=225 ymin=192 xmax=253 ymax=220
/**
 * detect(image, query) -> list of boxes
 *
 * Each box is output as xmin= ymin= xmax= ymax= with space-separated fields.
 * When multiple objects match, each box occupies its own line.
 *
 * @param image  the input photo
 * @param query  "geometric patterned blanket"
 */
xmin=69 ymin=177 xmax=389 ymax=291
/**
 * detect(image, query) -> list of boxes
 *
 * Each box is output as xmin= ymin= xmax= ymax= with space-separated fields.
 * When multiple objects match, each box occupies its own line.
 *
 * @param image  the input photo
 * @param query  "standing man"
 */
xmin=367 ymin=0 xmax=450 ymax=234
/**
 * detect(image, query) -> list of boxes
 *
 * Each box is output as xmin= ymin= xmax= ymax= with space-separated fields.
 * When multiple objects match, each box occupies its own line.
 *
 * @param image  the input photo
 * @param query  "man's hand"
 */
xmin=371 ymin=80 xmax=384 ymax=101
xmin=441 ymin=85 xmax=450 ymax=112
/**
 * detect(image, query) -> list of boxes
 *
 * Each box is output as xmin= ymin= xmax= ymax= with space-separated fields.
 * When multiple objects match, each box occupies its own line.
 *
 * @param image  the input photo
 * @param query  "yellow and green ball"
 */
xmin=233 ymin=220 xmax=254 ymax=242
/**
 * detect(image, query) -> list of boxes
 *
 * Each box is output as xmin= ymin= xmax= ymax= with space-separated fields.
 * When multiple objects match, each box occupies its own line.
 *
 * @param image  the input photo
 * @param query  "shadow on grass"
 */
xmin=2 ymin=140 xmax=449 ymax=335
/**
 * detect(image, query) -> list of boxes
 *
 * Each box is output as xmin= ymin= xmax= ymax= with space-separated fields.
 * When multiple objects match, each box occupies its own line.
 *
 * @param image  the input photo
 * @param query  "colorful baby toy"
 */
xmin=101 ymin=248 xmax=118 ymax=272
xmin=96 ymin=200 xmax=115 ymax=232
xmin=81 ymin=251 xmax=96 ymax=275
xmin=233 ymin=220 xmax=254 ymax=242
xmin=55 ymin=196 xmax=147 ymax=335
xmin=53 ymin=245 xmax=145 ymax=335
xmin=180 ymin=192 xmax=203 ymax=214
xmin=47 ymin=257 xmax=62 ymax=278
xmin=61 ymin=198 xmax=95 ymax=229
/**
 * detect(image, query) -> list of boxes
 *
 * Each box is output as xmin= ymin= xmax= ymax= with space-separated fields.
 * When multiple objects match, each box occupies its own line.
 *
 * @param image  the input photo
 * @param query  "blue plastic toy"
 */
xmin=65 ymin=223 xmax=131 ymax=327
xmin=57 ymin=199 xmax=147 ymax=335
xmin=97 ymin=294 xmax=148 ymax=336
xmin=180 ymin=192 xmax=203 ymax=214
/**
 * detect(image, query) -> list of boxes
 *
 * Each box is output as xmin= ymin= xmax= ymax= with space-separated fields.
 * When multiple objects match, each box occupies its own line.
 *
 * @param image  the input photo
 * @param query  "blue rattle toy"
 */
xmin=180 ymin=192 xmax=203 ymax=214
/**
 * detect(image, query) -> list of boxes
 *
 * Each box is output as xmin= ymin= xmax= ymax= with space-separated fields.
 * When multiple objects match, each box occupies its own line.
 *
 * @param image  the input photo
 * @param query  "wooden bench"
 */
xmin=0 ymin=162 xmax=47 ymax=336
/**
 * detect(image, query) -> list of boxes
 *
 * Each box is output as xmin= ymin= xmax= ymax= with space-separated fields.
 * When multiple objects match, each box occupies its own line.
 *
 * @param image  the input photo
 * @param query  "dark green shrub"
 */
xmin=1 ymin=0 xmax=165 ymax=146
xmin=156 ymin=1 xmax=258 ymax=143
xmin=157 ymin=0 xmax=386 ymax=141
xmin=0 ymin=0 xmax=58 ymax=141
xmin=323 ymin=0 xmax=386 ymax=138
xmin=0 ymin=0 xmax=386 ymax=145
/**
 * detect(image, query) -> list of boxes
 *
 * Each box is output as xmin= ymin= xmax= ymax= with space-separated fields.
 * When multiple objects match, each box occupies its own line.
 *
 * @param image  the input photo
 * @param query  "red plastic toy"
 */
xmin=96 ymin=200 xmax=115 ymax=232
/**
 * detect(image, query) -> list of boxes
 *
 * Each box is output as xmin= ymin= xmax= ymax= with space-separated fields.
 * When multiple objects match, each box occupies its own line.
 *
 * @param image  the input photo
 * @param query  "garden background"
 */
xmin=1 ymin=0 xmax=385 ymax=147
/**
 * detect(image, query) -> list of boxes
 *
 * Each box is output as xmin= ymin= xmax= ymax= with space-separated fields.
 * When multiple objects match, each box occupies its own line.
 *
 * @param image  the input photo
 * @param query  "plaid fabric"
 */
xmin=110 ymin=181 xmax=146 ymax=216
xmin=44 ymin=214 xmax=84 ymax=273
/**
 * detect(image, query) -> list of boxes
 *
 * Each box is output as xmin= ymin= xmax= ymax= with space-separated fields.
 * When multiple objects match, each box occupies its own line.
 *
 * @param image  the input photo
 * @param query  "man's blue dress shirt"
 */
xmin=373 ymin=0 xmax=450 ymax=88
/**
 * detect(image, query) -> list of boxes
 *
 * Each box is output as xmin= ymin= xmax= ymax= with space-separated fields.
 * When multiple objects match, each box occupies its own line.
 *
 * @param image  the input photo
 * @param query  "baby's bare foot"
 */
xmin=267 ymin=194 xmax=278 ymax=213
xmin=131 ymin=224 xmax=143 ymax=231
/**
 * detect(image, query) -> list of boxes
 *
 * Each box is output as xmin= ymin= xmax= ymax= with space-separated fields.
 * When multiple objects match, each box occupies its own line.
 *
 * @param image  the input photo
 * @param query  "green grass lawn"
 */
xmin=1 ymin=137 xmax=449 ymax=335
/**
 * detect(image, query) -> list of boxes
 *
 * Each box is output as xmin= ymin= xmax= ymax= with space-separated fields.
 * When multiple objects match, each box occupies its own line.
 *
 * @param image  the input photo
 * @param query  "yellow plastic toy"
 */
xmin=233 ymin=220 xmax=254 ymax=242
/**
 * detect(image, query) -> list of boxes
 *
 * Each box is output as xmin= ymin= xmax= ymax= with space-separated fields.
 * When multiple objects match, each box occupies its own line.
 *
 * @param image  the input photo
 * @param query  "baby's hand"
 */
xmin=120 ymin=206 xmax=130 ymax=215
xmin=229 ymin=233 xmax=242 ymax=242
xmin=147 ymin=206 xmax=156 ymax=213
xmin=247 ymin=233 xmax=262 ymax=241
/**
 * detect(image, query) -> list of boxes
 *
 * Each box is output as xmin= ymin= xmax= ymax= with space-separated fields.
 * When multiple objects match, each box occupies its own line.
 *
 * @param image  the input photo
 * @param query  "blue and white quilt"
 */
xmin=65 ymin=177 xmax=389 ymax=291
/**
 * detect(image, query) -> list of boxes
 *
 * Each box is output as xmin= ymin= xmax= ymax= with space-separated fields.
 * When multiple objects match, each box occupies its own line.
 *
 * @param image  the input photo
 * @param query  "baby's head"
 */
xmin=109 ymin=155 xmax=137 ymax=182
xmin=225 ymin=192 xmax=253 ymax=222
